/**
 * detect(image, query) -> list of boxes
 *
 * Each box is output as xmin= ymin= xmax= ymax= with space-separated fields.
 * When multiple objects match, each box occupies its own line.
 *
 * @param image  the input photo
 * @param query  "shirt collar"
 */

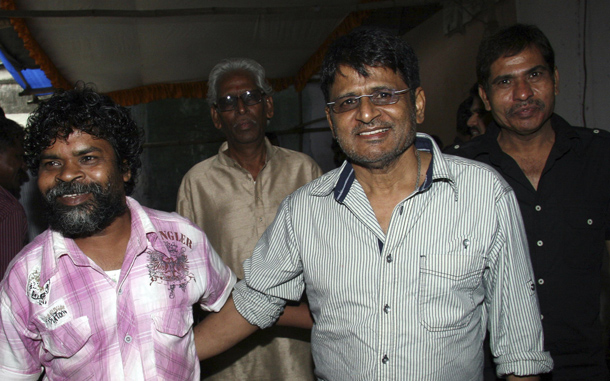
xmin=310 ymin=133 xmax=457 ymax=202
xmin=483 ymin=113 xmax=580 ymax=165
xmin=39 ymin=196 xmax=168 ymax=285
xmin=217 ymin=137 xmax=275 ymax=167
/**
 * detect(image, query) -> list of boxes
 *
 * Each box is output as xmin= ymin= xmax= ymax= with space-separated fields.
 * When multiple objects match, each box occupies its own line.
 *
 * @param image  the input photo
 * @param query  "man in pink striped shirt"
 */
xmin=0 ymin=85 xmax=236 ymax=379
xmin=0 ymin=116 xmax=29 ymax=278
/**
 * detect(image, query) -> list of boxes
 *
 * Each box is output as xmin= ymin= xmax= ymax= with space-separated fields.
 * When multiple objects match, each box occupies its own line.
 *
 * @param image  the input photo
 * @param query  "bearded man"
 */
xmin=0 ymin=85 xmax=237 ymax=379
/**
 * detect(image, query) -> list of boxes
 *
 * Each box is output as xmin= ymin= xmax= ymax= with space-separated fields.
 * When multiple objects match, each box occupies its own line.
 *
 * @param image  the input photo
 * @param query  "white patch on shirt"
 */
xmin=27 ymin=268 xmax=50 ymax=306
xmin=38 ymin=299 xmax=71 ymax=330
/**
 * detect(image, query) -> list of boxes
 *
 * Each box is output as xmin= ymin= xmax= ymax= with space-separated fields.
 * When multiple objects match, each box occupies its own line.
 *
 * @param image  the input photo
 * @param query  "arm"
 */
xmin=506 ymin=375 xmax=539 ymax=381
xmin=486 ymin=190 xmax=553 ymax=377
xmin=276 ymin=302 xmax=313 ymax=329
xmin=194 ymin=295 xmax=258 ymax=360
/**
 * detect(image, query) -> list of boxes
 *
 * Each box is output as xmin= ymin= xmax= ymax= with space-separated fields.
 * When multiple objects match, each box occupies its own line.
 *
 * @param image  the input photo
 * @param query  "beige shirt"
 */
xmin=177 ymin=137 xmax=322 ymax=380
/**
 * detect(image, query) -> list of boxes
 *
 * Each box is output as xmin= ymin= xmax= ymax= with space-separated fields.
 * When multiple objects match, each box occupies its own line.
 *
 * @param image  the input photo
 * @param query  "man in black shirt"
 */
xmin=447 ymin=24 xmax=610 ymax=380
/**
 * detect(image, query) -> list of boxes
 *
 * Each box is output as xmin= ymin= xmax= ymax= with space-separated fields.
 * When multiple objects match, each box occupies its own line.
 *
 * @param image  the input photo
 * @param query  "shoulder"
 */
xmin=271 ymin=146 xmax=320 ymax=167
xmin=140 ymin=205 xmax=200 ymax=230
xmin=441 ymin=153 xmax=513 ymax=196
xmin=181 ymin=155 xmax=221 ymax=180
xmin=443 ymin=135 xmax=491 ymax=160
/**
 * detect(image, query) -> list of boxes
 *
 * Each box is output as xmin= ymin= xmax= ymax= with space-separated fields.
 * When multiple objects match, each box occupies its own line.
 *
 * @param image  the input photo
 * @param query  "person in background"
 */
xmin=177 ymin=58 xmax=321 ymax=380
xmin=0 ymin=115 xmax=29 ymax=277
xmin=447 ymin=24 xmax=610 ymax=380
xmin=192 ymin=27 xmax=552 ymax=380
xmin=450 ymin=83 xmax=492 ymax=148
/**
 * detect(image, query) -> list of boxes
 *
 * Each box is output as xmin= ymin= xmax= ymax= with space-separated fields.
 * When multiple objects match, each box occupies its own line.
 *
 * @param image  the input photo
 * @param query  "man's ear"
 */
xmin=478 ymin=85 xmax=492 ymax=112
xmin=265 ymin=95 xmax=274 ymax=119
xmin=414 ymin=87 xmax=426 ymax=124
xmin=325 ymin=107 xmax=336 ymax=139
xmin=121 ymin=160 xmax=132 ymax=183
xmin=211 ymin=106 xmax=222 ymax=130
xmin=553 ymin=67 xmax=560 ymax=96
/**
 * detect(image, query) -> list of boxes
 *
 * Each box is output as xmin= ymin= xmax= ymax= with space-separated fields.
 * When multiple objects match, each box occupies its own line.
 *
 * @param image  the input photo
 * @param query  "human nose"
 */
xmin=513 ymin=79 xmax=534 ymax=101
xmin=235 ymin=97 xmax=248 ymax=115
xmin=467 ymin=114 xmax=478 ymax=128
xmin=57 ymin=160 xmax=83 ymax=183
xmin=355 ymin=96 xmax=381 ymax=124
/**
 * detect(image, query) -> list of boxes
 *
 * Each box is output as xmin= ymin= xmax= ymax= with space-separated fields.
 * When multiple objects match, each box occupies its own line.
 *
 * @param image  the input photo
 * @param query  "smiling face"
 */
xmin=325 ymin=65 xmax=425 ymax=170
xmin=37 ymin=130 xmax=130 ymax=237
xmin=479 ymin=46 xmax=558 ymax=137
xmin=210 ymin=70 xmax=274 ymax=148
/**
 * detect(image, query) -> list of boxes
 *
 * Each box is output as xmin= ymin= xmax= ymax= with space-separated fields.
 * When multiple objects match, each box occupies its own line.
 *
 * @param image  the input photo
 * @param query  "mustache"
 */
xmin=232 ymin=118 xmax=257 ymax=129
xmin=507 ymin=99 xmax=545 ymax=117
xmin=44 ymin=180 xmax=104 ymax=201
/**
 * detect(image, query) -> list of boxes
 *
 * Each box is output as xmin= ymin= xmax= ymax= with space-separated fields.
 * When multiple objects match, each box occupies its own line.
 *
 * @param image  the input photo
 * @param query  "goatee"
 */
xmin=43 ymin=180 xmax=127 ymax=238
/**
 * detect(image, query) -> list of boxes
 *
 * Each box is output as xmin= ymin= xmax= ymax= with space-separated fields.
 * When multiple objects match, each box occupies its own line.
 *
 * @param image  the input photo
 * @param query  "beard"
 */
xmin=333 ymin=114 xmax=417 ymax=170
xmin=43 ymin=180 xmax=127 ymax=238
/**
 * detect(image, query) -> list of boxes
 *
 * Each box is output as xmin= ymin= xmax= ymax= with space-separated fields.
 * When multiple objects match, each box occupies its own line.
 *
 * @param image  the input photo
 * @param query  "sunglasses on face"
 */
xmin=215 ymin=89 xmax=266 ymax=112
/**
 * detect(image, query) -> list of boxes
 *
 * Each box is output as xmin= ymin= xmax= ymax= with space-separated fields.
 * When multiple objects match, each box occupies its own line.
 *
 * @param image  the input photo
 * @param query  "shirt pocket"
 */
xmin=564 ymin=206 xmax=605 ymax=270
xmin=151 ymin=306 xmax=196 ymax=379
xmin=38 ymin=316 xmax=94 ymax=378
xmin=418 ymin=252 xmax=485 ymax=332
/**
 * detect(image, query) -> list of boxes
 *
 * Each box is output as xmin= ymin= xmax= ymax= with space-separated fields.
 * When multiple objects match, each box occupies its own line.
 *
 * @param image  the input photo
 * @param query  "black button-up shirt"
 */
xmin=447 ymin=114 xmax=610 ymax=380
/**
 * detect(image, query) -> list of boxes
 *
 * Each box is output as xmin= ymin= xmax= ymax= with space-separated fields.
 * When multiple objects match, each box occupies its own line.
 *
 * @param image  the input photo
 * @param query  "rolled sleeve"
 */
xmin=232 ymin=196 xmax=304 ymax=328
xmin=486 ymin=189 xmax=553 ymax=377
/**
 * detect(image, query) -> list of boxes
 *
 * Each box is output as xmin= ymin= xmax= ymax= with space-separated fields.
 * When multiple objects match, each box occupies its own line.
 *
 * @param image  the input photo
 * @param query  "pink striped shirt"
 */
xmin=0 ymin=197 xmax=236 ymax=380
xmin=0 ymin=185 xmax=27 ymax=279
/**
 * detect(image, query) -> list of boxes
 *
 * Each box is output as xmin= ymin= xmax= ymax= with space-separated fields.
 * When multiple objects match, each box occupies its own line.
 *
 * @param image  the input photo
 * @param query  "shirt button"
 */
xmin=541 ymin=314 xmax=544 ymax=320
xmin=463 ymin=239 xmax=470 ymax=249
xmin=537 ymin=240 xmax=543 ymax=247
xmin=382 ymin=355 xmax=389 ymax=364
xmin=386 ymin=254 xmax=393 ymax=263
xmin=258 ymin=217 xmax=263 ymax=222
xmin=593 ymin=129 xmax=600 ymax=134
xmin=538 ymin=278 xmax=544 ymax=285
xmin=383 ymin=304 xmax=391 ymax=314
xmin=118 ymin=288 xmax=123 ymax=295
xmin=453 ymin=144 xmax=460 ymax=149
xmin=535 ymin=205 xmax=542 ymax=211
xmin=125 ymin=334 xmax=132 ymax=343
xmin=587 ymin=219 xmax=593 ymax=225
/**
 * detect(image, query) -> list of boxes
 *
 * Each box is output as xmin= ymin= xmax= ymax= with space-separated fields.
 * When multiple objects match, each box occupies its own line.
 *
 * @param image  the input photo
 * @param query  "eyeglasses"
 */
xmin=214 ymin=89 xmax=266 ymax=112
xmin=326 ymin=88 xmax=410 ymax=114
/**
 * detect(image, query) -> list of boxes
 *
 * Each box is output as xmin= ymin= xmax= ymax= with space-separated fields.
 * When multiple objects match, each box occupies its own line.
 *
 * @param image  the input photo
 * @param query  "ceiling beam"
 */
xmin=0 ymin=1 xmax=438 ymax=18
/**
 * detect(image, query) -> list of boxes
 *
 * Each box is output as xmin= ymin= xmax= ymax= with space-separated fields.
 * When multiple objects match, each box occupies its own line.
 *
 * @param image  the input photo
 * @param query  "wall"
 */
xmin=516 ymin=0 xmax=610 ymax=130
xmin=403 ymin=0 xmax=517 ymax=147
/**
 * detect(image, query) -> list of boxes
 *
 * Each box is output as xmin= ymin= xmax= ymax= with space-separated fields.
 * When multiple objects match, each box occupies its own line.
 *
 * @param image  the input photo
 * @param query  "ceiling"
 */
xmin=0 ymin=0 xmax=441 ymax=106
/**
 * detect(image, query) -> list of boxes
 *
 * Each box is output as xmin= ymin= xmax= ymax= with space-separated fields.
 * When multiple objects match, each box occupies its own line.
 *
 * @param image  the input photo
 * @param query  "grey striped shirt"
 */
xmin=233 ymin=133 xmax=553 ymax=380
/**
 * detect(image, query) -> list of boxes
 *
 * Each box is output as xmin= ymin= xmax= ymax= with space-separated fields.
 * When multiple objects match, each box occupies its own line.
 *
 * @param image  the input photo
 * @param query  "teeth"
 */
xmin=359 ymin=128 xmax=389 ymax=136
xmin=61 ymin=193 xmax=83 ymax=198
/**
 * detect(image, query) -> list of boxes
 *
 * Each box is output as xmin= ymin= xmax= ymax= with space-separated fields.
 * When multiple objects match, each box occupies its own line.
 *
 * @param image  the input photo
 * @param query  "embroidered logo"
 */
xmin=27 ymin=268 xmax=50 ymax=306
xmin=147 ymin=241 xmax=194 ymax=299
xmin=38 ymin=300 xmax=71 ymax=330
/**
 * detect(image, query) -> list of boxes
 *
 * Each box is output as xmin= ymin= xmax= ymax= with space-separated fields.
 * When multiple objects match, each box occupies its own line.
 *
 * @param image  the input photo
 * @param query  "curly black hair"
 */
xmin=24 ymin=83 xmax=143 ymax=195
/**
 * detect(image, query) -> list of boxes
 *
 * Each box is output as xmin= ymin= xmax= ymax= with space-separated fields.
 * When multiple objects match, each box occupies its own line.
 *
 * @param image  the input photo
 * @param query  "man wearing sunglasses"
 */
xmin=193 ymin=29 xmax=552 ymax=380
xmin=177 ymin=58 xmax=321 ymax=380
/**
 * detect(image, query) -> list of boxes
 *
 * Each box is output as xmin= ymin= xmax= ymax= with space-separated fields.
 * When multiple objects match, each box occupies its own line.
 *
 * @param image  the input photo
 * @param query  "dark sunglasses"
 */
xmin=214 ymin=89 xmax=266 ymax=112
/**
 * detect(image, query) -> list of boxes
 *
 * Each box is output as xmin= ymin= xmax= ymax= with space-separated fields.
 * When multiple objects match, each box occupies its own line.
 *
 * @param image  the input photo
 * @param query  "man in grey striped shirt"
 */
xmin=195 ymin=27 xmax=553 ymax=380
